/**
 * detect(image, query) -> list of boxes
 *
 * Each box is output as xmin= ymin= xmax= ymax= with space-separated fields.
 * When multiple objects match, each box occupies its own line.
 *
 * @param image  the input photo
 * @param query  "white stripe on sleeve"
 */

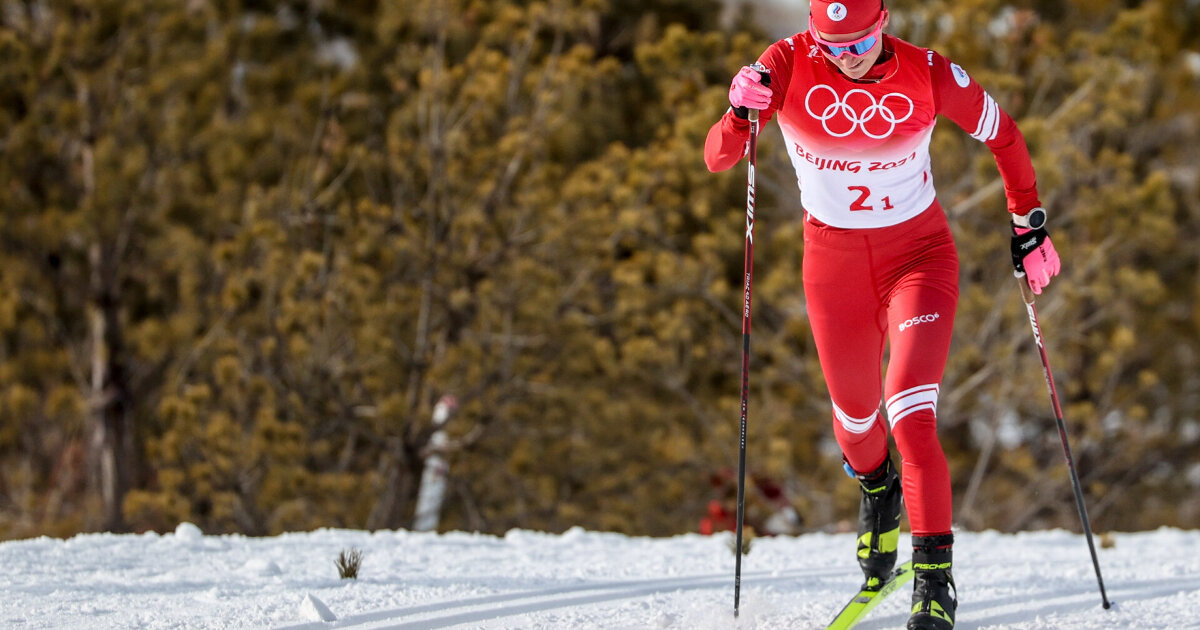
xmin=971 ymin=92 xmax=1000 ymax=142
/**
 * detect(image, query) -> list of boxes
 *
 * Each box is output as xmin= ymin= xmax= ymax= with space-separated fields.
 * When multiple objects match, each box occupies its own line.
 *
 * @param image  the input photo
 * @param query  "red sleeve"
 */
xmin=930 ymin=51 xmax=1041 ymax=215
xmin=704 ymin=38 xmax=796 ymax=173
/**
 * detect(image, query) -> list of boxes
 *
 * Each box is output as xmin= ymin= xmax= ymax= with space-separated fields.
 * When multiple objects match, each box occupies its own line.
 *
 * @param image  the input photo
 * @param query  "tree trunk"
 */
xmin=87 ymin=246 xmax=135 ymax=533
xmin=79 ymin=79 xmax=135 ymax=533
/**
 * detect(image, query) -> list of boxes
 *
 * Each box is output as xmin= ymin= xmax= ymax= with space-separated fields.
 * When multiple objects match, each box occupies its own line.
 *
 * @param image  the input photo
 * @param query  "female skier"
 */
xmin=704 ymin=1 xmax=1061 ymax=628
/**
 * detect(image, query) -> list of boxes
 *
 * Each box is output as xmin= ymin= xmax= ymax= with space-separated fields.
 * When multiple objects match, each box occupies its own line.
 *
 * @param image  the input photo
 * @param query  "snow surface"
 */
xmin=2 ymin=523 xmax=1198 ymax=629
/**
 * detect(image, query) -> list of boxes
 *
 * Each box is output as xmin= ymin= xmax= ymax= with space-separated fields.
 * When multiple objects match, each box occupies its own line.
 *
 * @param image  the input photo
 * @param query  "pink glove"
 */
xmin=1012 ymin=226 xmax=1061 ymax=294
xmin=729 ymin=65 xmax=772 ymax=111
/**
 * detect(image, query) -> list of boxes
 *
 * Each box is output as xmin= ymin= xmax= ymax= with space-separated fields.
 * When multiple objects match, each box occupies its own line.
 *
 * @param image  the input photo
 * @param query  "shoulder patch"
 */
xmin=927 ymin=50 xmax=934 ymax=66
xmin=950 ymin=63 xmax=970 ymax=88
xmin=785 ymin=36 xmax=795 ymax=50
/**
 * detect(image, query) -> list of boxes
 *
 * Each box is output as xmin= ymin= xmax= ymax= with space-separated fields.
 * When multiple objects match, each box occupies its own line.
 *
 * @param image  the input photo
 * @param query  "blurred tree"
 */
xmin=0 ymin=0 xmax=215 ymax=533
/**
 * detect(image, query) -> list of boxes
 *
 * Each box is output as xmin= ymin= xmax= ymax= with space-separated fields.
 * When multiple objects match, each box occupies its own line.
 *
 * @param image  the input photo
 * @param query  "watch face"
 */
xmin=1028 ymin=209 xmax=1047 ymax=229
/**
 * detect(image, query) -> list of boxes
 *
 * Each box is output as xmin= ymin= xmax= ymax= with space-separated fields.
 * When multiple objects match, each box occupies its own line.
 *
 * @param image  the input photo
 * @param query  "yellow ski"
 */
xmin=826 ymin=561 xmax=914 ymax=630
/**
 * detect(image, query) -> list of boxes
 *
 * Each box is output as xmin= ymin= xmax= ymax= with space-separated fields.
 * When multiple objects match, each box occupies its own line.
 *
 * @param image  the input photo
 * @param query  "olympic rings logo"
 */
xmin=804 ymin=85 xmax=915 ymax=139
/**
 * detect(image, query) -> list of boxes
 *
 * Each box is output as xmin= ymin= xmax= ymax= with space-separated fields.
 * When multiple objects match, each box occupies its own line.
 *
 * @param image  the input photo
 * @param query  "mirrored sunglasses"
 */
xmin=809 ymin=10 xmax=887 ymax=58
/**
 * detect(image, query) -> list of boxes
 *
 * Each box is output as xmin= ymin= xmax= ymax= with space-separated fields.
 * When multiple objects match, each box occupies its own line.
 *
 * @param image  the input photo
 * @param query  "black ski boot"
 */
xmin=909 ymin=534 xmax=957 ymax=630
xmin=852 ymin=455 xmax=903 ymax=590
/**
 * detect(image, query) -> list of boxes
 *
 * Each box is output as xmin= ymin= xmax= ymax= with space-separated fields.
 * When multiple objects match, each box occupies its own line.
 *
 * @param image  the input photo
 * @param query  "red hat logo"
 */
xmin=827 ymin=2 xmax=848 ymax=21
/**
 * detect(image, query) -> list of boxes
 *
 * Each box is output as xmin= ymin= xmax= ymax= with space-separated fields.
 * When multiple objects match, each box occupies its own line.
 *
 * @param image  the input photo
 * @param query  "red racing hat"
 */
xmin=809 ymin=0 xmax=884 ymax=35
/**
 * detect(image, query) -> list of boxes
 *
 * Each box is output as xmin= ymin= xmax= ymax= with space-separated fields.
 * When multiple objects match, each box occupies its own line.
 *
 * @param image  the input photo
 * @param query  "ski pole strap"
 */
xmin=1010 ymin=225 xmax=1049 ymax=274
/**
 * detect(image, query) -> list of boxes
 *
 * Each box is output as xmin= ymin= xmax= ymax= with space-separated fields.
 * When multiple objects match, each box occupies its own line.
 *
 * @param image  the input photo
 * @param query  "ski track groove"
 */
xmin=275 ymin=567 xmax=1200 ymax=630
xmin=273 ymin=567 xmax=845 ymax=629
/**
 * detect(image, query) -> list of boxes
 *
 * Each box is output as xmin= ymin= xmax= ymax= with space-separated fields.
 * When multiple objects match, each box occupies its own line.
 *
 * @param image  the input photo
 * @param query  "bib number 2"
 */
xmin=848 ymin=186 xmax=895 ymax=212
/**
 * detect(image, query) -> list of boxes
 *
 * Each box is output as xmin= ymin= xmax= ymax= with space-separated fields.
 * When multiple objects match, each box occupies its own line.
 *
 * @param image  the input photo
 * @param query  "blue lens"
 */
xmin=826 ymin=35 xmax=877 ymax=57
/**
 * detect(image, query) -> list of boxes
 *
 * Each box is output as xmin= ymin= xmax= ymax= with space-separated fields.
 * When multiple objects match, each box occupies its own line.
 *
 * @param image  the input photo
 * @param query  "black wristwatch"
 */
xmin=1012 ymin=207 xmax=1047 ymax=230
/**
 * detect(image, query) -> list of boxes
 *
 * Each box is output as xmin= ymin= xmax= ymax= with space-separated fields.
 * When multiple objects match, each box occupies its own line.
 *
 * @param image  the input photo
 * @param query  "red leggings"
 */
xmin=802 ymin=202 xmax=958 ymax=536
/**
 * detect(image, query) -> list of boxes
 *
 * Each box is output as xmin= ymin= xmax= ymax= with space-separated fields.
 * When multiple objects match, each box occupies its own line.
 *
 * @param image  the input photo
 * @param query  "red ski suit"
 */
xmin=705 ymin=33 xmax=1041 ymax=536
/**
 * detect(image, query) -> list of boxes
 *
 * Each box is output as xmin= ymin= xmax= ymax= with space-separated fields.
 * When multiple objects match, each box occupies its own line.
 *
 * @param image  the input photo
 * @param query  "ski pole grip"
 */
xmin=747 ymin=65 xmax=771 ymax=122
xmin=1015 ymin=272 xmax=1036 ymax=305
xmin=735 ymin=65 xmax=772 ymax=121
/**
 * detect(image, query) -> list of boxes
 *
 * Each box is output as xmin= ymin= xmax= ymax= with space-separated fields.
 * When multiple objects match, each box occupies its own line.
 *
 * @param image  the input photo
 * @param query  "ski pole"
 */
xmin=734 ymin=64 xmax=769 ymax=619
xmin=1015 ymin=272 xmax=1112 ymax=609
